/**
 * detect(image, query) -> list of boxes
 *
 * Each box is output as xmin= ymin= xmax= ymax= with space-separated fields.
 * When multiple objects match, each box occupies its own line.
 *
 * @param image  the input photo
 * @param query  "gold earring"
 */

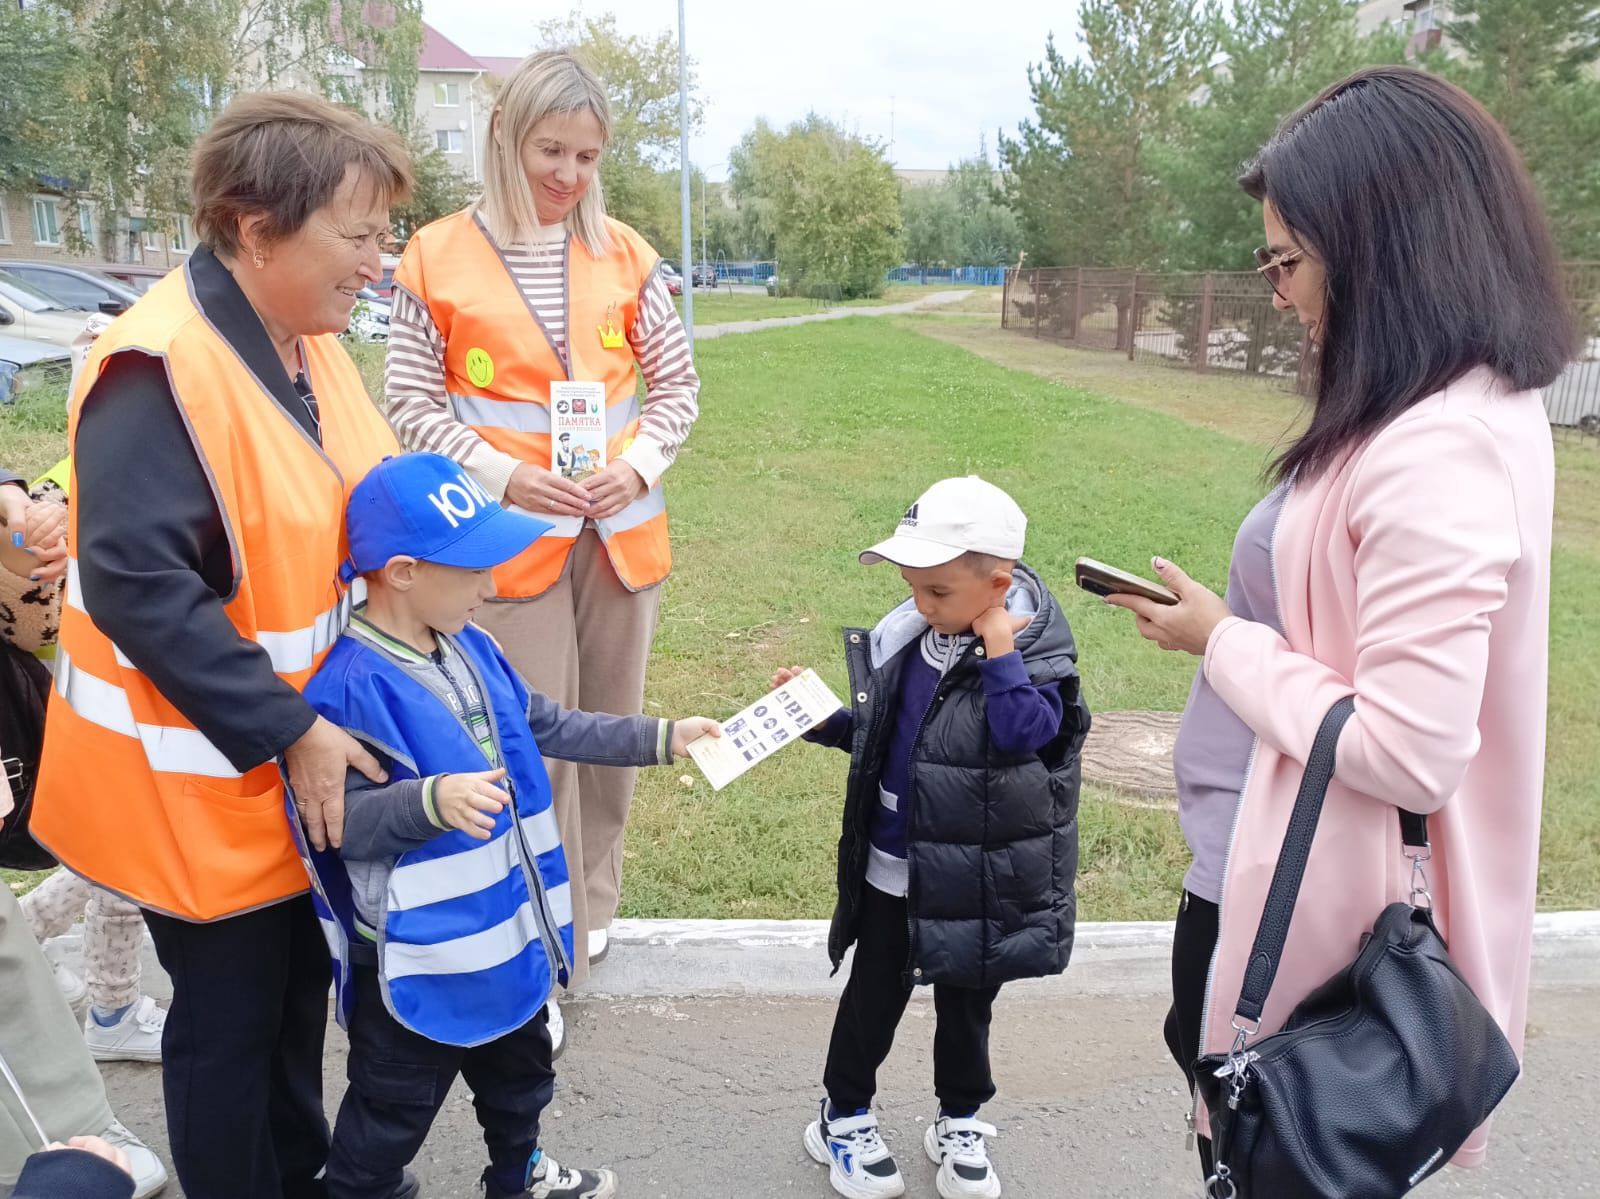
xmin=252 ymin=249 xmax=265 ymax=269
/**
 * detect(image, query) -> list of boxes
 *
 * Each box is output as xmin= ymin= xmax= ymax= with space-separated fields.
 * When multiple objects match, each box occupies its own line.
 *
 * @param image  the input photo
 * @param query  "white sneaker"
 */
xmin=53 ymin=962 xmax=89 ymax=1025
xmin=545 ymin=997 xmax=565 ymax=1060
xmin=803 ymin=1099 xmax=906 ymax=1198
xmin=85 ymin=995 xmax=166 ymax=1063
xmin=587 ymin=927 xmax=609 ymax=964
xmin=924 ymin=1113 xmax=1001 ymax=1198
xmin=99 ymin=1118 xmax=169 ymax=1198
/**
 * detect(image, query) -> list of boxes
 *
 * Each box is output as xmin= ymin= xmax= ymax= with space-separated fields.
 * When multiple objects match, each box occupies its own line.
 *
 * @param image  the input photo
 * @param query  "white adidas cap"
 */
xmin=859 ymin=476 xmax=1027 ymax=568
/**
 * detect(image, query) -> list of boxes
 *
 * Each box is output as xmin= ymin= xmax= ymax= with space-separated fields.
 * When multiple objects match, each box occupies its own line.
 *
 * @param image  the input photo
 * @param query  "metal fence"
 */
xmin=888 ymin=265 xmax=1008 ymax=286
xmin=1003 ymin=264 xmax=1600 ymax=435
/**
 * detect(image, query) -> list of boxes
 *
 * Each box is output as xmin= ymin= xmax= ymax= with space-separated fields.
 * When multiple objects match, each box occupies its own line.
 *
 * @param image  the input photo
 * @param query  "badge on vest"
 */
xmin=465 ymin=347 xmax=495 ymax=388
xmin=598 ymin=302 xmax=626 ymax=350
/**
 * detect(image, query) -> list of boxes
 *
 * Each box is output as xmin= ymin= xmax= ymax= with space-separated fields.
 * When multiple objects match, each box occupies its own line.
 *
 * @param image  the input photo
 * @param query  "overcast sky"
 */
xmin=419 ymin=1 xmax=1083 ymax=180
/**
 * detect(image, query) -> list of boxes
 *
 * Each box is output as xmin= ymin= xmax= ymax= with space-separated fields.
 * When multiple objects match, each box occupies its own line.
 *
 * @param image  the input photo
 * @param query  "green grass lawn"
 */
xmin=4 ymin=317 xmax=1595 ymax=918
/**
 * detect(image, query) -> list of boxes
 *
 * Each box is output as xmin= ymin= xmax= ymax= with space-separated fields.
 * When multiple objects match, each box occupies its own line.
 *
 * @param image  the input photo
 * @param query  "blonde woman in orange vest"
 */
xmin=386 ymin=50 xmax=701 ymax=1044
xmin=31 ymin=93 xmax=410 ymax=1199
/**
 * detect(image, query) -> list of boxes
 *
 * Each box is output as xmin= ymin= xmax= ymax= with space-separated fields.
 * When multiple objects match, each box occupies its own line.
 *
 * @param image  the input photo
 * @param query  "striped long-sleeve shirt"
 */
xmin=384 ymin=223 xmax=700 ymax=500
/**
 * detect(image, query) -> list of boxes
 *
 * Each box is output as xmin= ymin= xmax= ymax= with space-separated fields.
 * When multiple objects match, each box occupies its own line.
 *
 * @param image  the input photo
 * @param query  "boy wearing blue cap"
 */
xmin=295 ymin=453 xmax=718 ymax=1199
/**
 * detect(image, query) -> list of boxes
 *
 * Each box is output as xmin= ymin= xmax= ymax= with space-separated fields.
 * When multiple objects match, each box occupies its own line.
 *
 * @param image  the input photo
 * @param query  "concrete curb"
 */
xmin=52 ymin=912 xmax=1600 ymax=1002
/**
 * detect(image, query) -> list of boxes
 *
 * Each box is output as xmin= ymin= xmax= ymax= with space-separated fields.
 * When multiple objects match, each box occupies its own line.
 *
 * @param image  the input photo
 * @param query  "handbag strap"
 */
xmin=1233 ymin=695 xmax=1431 ymax=1025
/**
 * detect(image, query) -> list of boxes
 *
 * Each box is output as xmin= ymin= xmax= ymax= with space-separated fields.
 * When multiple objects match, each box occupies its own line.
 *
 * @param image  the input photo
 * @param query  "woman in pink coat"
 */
xmin=1108 ymin=66 xmax=1576 ymax=1183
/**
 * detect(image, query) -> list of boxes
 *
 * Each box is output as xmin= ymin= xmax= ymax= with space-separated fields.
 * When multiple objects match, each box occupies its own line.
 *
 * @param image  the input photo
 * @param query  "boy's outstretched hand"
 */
xmin=770 ymin=665 xmax=807 ymax=690
xmin=434 ymin=768 xmax=510 ymax=840
xmin=671 ymin=717 xmax=722 ymax=758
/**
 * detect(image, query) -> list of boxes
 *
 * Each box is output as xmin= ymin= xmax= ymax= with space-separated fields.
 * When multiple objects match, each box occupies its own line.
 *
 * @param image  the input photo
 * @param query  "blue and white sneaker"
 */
xmin=803 ymin=1099 xmax=906 ymax=1198
xmin=924 ymin=1113 xmax=1001 ymax=1198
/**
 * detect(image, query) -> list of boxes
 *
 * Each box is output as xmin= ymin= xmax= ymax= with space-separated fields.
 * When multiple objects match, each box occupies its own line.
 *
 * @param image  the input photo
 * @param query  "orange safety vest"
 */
xmin=393 ymin=209 xmax=671 ymax=599
xmin=32 ymin=265 xmax=398 ymax=922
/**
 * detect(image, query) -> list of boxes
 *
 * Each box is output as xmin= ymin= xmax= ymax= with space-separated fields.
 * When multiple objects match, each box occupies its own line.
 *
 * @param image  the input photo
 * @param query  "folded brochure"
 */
xmin=686 ymin=669 xmax=845 ymax=790
xmin=551 ymin=381 xmax=606 ymax=481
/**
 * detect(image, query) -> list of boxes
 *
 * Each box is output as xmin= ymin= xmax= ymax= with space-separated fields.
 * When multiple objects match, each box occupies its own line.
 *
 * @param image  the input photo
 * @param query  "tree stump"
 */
xmin=1081 ymin=710 xmax=1182 ymax=810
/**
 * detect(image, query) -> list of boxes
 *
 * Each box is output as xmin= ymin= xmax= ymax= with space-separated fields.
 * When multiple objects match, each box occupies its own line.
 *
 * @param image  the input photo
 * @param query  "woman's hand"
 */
xmin=1104 ymin=557 xmax=1232 ymax=656
xmin=22 ymin=498 xmax=68 ymax=584
xmin=670 ymin=717 xmax=721 ymax=758
xmin=285 ymin=715 xmax=388 ymax=850
xmin=0 ymin=484 xmax=33 ymax=577
xmin=505 ymin=463 xmax=592 ymax=519
xmin=581 ymin=460 xmax=647 ymax=520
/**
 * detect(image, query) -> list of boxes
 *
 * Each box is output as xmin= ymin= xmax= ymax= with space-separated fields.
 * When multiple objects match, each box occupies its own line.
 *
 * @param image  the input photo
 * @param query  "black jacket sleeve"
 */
xmin=72 ymin=351 xmax=317 ymax=770
xmin=13 ymin=1149 xmax=136 ymax=1199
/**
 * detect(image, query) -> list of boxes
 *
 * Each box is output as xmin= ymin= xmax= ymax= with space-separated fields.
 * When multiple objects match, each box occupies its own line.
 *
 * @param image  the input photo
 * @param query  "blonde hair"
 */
xmin=478 ymin=50 xmax=612 ymax=256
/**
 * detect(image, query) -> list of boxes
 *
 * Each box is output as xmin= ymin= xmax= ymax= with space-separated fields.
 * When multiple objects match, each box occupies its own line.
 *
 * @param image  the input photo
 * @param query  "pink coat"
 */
xmin=1198 ymin=366 xmax=1554 ymax=1167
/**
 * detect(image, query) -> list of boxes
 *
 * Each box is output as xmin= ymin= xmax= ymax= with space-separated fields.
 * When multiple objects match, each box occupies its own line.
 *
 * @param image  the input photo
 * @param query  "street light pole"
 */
xmin=677 ymin=0 xmax=693 ymax=351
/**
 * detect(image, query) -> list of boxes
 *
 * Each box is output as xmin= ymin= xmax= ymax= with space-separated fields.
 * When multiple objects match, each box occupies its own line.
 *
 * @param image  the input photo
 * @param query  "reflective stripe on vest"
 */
xmin=62 ymin=558 xmax=362 ymax=677
xmin=394 ymin=208 xmax=672 ymax=598
xmin=31 ymin=261 xmax=399 ymax=921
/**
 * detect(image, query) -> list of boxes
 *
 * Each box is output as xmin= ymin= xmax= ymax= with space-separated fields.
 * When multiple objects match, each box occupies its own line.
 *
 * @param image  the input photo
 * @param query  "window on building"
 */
xmin=77 ymin=202 xmax=96 ymax=246
xmin=173 ymin=216 xmax=192 ymax=253
xmin=435 ymin=129 xmax=464 ymax=154
xmin=142 ymin=226 xmax=161 ymax=253
xmin=434 ymin=81 xmax=461 ymax=107
xmin=31 ymin=196 xmax=62 ymax=246
xmin=0 ymin=203 xmax=10 ymax=243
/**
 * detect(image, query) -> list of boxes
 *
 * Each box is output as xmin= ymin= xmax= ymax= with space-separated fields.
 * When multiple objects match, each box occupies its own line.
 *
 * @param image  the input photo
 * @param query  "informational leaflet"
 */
xmin=686 ymin=669 xmax=846 ymax=790
xmin=551 ymin=381 xmax=606 ymax=481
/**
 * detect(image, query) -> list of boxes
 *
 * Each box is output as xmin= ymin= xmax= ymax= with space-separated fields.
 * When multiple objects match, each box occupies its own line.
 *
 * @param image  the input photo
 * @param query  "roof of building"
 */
xmin=419 ymin=22 xmax=487 ymax=72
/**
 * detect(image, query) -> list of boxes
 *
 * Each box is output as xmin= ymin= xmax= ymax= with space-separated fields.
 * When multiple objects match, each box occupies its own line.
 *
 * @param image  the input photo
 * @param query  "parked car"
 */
xmin=370 ymin=253 xmax=403 ymax=300
xmin=0 ymin=270 xmax=94 ymax=347
xmin=94 ymin=263 xmax=171 ymax=294
xmin=0 ymin=261 xmax=142 ymax=316
xmin=345 ymin=287 xmax=391 ymax=342
xmin=659 ymin=262 xmax=683 ymax=296
xmin=691 ymin=262 xmax=717 ymax=288
xmin=0 ymin=334 xmax=71 ymax=405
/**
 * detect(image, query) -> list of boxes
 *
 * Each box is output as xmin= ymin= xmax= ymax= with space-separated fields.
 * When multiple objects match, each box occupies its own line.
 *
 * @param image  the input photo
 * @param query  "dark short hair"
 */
xmin=191 ymin=91 xmax=413 ymax=257
xmin=1241 ymin=66 xmax=1577 ymax=482
xmin=959 ymin=551 xmax=1015 ymax=576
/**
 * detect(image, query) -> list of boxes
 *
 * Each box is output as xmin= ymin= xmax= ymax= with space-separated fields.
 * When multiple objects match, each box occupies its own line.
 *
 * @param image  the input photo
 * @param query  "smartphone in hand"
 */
xmin=1074 ymin=556 xmax=1179 ymax=606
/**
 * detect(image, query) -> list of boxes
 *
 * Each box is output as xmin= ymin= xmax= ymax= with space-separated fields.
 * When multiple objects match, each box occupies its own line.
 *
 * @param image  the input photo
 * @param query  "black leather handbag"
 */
xmin=1194 ymin=696 xmax=1520 ymax=1198
xmin=0 ymin=639 xmax=58 ymax=871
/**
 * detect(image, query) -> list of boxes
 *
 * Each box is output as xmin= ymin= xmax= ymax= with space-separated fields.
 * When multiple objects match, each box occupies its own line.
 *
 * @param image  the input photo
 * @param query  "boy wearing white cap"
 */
xmin=781 ymin=477 xmax=1090 ymax=1199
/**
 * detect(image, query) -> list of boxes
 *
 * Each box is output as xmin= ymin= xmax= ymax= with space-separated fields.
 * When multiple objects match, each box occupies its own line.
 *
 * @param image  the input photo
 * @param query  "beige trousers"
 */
xmin=477 ymin=527 xmax=660 ymax=988
xmin=21 ymin=871 xmax=144 ymax=1015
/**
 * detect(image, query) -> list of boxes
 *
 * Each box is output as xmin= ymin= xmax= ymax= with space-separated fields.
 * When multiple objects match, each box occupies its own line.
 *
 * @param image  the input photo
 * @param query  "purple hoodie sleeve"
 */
xmin=980 ymin=651 xmax=1064 ymax=755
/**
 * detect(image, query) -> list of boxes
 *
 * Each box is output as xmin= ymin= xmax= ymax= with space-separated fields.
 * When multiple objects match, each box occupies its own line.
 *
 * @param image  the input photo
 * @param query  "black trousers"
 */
xmin=1164 ymin=889 xmax=1220 ymax=1182
xmin=323 ymin=965 xmax=556 ymax=1199
xmin=823 ymin=884 xmax=1000 ymax=1115
xmin=143 ymin=894 xmax=332 ymax=1199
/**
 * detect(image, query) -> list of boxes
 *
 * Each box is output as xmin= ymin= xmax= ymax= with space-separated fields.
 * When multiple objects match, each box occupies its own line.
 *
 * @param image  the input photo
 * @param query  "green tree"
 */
xmin=900 ymin=184 xmax=961 ymax=267
xmin=390 ymin=134 xmax=477 ymax=239
xmin=1443 ymin=0 xmax=1600 ymax=259
xmin=729 ymin=115 xmax=901 ymax=298
xmin=1000 ymin=0 xmax=1218 ymax=268
xmin=1161 ymin=0 xmax=1404 ymax=272
xmin=948 ymin=146 xmax=1021 ymax=266
xmin=0 ymin=4 xmax=80 ymax=194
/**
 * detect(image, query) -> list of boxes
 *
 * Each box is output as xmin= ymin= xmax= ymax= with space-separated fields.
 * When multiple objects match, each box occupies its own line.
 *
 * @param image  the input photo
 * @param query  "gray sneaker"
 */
xmin=98 ymin=1119 xmax=169 ymax=1198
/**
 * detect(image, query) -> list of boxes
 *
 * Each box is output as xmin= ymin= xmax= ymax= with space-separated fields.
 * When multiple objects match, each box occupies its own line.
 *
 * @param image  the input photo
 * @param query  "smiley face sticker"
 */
xmin=465 ymin=347 xmax=495 ymax=388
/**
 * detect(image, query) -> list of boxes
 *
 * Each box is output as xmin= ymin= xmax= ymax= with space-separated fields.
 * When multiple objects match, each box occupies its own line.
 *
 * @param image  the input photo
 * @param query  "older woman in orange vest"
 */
xmin=386 ymin=50 xmax=701 ymax=1039
xmin=32 ymin=93 xmax=409 ymax=1199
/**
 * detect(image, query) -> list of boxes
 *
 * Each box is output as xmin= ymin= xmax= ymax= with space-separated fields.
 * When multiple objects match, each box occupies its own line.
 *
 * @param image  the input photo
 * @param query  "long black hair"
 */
xmin=1241 ymin=66 xmax=1578 ymax=483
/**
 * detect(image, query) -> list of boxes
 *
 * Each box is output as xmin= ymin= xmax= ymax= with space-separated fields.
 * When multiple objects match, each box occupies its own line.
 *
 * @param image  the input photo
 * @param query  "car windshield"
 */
xmin=0 ymin=271 xmax=78 ymax=313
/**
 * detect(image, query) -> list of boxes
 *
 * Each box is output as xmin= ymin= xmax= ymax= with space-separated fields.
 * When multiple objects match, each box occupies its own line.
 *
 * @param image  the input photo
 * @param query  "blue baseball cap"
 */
xmin=342 ymin=453 xmax=551 ymax=581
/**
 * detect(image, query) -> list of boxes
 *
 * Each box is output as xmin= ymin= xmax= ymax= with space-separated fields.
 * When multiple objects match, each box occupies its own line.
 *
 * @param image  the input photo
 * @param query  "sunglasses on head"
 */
xmin=1253 ymin=246 xmax=1304 ymax=300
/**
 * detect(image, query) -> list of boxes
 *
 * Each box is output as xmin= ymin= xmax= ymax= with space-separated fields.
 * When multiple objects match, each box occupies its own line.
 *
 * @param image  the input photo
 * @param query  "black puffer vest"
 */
xmin=827 ymin=564 xmax=1090 ymax=989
